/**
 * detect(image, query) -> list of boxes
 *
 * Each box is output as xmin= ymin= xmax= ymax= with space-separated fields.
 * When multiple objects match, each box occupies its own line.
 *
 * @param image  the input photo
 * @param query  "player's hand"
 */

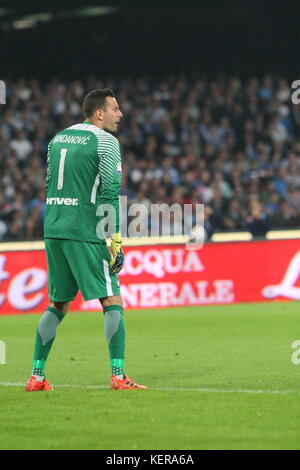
xmin=110 ymin=233 xmax=124 ymax=273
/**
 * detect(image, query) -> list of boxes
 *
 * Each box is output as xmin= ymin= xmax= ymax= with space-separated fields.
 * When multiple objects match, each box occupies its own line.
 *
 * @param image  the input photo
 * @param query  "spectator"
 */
xmin=9 ymin=129 xmax=33 ymax=162
xmin=245 ymin=202 xmax=271 ymax=237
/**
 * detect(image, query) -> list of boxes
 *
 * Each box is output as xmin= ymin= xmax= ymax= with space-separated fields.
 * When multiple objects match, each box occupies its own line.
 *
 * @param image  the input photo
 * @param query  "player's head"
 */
xmin=82 ymin=88 xmax=123 ymax=132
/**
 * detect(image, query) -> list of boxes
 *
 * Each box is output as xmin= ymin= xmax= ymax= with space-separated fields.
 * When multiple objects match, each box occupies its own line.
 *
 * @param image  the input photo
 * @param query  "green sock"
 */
xmin=104 ymin=305 xmax=126 ymax=377
xmin=32 ymin=306 xmax=65 ymax=378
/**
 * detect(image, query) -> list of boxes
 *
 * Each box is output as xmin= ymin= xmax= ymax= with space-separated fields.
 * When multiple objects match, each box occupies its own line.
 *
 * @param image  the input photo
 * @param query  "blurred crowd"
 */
xmin=0 ymin=75 xmax=300 ymax=241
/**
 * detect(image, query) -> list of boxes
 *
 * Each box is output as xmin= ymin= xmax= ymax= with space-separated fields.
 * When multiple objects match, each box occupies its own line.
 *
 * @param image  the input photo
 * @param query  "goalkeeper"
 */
xmin=25 ymin=89 xmax=147 ymax=391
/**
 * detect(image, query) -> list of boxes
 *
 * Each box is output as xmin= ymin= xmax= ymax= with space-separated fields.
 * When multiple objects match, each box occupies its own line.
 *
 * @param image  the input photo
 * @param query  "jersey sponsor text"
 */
xmin=46 ymin=197 xmax=79 ymax=206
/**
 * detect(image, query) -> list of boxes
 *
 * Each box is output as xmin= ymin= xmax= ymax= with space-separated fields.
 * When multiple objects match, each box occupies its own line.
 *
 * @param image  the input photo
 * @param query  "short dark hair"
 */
xmin=82 ymin=88 xmax=115 ymax=118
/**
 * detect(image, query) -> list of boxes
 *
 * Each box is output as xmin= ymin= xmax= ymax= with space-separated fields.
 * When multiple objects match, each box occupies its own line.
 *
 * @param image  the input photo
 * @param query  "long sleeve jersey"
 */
xmin=44 ymin=122 xmax=122 ymax=243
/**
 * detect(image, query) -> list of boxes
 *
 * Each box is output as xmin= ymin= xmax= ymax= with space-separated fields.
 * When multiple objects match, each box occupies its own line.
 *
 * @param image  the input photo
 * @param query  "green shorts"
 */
xmin=45 ymin=238 xmax=120 ymax=302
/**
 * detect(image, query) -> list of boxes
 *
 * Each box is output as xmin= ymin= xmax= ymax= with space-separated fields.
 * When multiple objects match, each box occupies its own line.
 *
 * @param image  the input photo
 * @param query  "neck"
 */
xmin=85 ymin=118 xmax=104 ymax=129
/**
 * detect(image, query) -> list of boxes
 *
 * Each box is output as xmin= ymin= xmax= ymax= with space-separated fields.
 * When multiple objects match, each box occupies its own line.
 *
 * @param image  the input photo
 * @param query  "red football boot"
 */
xmin=25 ymin=376 xmax=53 ymax=392
xmin=111 ymin=374 xmax=147 ymax=390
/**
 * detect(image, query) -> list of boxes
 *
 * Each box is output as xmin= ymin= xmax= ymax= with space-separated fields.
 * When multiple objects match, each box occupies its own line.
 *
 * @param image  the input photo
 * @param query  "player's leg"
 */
xmin=31 ymin=301 xmax=70 ymax=379
xmin=100 ymin=294 xmax=126 ymax=378
xmin=100 ymin=294 xmax=146 ymax=389
xmin=25 ymin=239 xmax=78 ymax=391
xmin=63 ymin=240 xmax=146 ymax=389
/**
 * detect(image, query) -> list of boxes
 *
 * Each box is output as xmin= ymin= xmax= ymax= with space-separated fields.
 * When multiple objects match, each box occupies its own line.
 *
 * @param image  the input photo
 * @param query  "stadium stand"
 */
xmin=0 ymin=75 xmax=299 ymax=241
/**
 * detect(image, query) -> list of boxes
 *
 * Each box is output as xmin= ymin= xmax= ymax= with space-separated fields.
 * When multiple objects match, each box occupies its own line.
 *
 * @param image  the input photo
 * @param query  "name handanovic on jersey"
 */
xmin=46 ymin=197 xmax=79 ymax=206
xmin=53 ymin=134 xmax=91 ymax=145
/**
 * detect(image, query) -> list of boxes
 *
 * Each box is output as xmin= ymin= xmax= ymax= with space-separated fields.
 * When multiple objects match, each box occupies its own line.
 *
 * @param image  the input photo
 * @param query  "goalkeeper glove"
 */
xmin=109 ymin=233 xmax=124 ymax=273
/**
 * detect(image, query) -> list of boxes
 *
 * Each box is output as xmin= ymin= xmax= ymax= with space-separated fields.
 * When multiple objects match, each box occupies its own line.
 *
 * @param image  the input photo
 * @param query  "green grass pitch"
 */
xmin=0 ymin=302 xmax=300 ymax=450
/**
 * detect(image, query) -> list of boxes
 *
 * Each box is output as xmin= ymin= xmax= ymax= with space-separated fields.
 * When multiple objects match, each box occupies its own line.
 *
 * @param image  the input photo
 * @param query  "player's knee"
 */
xmin=100 ymin=295 xmax=123 ymax=309
xmin=49 ymin=301 xmax=70 ymax=315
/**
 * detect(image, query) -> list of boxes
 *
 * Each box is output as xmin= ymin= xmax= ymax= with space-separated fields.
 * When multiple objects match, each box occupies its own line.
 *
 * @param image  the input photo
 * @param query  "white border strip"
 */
xmin=103 ymin=260 xmax=113 ymax=296
xmin=1 ymin=382 xmax=299 ymax=395
xmin=91 ymin=172 xmax=100 ymax=204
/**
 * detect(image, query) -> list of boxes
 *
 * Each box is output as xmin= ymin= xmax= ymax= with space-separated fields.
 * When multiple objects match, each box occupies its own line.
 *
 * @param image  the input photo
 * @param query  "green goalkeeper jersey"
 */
xmin=44 ymin=122 xmax=122 ymax=243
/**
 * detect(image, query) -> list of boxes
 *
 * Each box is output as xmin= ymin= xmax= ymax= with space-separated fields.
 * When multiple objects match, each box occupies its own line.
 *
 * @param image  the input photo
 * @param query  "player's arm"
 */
xmin=98 ymin=139 xmax=124 ymax=273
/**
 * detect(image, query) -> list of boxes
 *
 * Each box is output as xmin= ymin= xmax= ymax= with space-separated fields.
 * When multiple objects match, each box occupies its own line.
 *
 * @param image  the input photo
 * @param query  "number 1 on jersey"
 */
xmin=57 ymin=148 xmax=68 ymax=190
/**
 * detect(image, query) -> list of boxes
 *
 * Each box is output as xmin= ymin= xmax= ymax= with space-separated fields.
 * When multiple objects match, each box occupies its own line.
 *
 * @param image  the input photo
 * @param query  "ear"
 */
xmin=96 ymin=108 xmax=105 ymax=121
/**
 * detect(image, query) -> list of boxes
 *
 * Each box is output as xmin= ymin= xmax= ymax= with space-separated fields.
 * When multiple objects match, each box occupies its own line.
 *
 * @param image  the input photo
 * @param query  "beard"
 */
xmin=104 ymin=129 xmax=117 ymax=136
xmin=103 ymin=125 xmax=117 ymax=136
